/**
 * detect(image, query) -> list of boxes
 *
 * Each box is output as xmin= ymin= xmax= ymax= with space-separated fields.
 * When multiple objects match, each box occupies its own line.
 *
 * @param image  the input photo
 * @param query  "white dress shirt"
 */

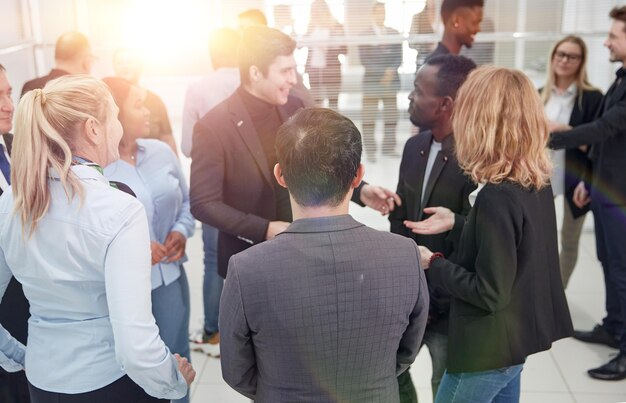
xmin=0 ymin=164 xmax=187 ymax=398
xmin=545 ymin=84 xmax=577 ymax=196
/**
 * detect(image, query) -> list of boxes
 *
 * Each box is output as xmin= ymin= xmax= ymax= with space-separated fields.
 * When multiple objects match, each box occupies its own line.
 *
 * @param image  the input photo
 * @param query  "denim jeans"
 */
xmin=202 ymin=224 xmax=223 ymax=334
xmin=435 ymin=364 xmax=523 ymax=403
xmin=152 ymin=268 xmax=191 ymax=403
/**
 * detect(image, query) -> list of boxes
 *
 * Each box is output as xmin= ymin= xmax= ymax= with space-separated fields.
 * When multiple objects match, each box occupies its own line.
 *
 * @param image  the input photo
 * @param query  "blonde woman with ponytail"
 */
xmin=0 ymin=75 xmax=194 ymax=402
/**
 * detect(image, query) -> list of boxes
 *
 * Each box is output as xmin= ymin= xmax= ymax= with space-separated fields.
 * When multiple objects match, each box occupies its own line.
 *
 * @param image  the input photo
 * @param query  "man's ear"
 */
xmin=274 ymin=163 xmax=288 ymax=188
xmin=351 ymin=163 xmax=365 ymax=188
xmin=249 ymin=65 xmax=261 ymax=82
xmin=440 ymin=96 xmax=454 ymax=112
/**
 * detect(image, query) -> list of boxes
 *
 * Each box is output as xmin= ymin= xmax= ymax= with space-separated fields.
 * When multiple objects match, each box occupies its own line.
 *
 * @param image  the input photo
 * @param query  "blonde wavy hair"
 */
xmin=452 ymin=66 xmax=552 ymax=190
xmin=12 ymin=75 xmax=113 ymax=235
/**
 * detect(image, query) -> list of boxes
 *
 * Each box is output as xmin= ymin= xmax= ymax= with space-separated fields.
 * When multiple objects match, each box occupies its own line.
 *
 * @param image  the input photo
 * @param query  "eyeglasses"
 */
xmin=554 ymin=51 xmax=582 ymax=63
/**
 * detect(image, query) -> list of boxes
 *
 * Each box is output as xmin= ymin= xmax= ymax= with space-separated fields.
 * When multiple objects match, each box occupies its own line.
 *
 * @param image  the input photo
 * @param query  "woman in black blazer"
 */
xmin=541 ymin=35 xmax=603 ymax=288
xmin=414 ymin=66 xmax=573 ymax=402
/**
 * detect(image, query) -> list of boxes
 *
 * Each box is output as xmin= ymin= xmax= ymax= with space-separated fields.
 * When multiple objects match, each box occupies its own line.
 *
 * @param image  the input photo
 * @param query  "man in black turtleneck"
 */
xmin=190 ymin=26 xmax=300 ymax=280
xmin=191 ymin=26 xmax=401 ymax=283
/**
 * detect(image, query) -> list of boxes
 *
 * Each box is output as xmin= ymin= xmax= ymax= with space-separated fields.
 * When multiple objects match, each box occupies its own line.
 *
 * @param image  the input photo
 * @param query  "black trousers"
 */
xmin=28 ymin=375 xmax=168 ymax=403
xmin=0 ymin=369 xmax=30 ymax=403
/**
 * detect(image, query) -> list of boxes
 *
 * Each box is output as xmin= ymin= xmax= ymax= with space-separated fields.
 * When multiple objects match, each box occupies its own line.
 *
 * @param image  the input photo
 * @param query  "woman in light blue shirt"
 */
xmin=103 ymin=77 xmax=195 ymax=403
xmin=0 ymin=75 xmax=195 ymax=401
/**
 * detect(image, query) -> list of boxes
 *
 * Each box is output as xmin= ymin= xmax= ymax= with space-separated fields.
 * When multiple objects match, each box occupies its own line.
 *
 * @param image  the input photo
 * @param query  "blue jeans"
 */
xmin=152 ymin=268 xmax=191 ymax=403
xmin=202 ymin=224 xmax=223 ymax=334
xmin=435 ymin=364 xmax=523 ymax=403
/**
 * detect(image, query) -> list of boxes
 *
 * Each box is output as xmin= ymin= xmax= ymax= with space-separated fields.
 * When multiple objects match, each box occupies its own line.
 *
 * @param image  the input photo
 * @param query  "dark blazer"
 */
xmin=358 ymin=25 xmax=402 ymax=95
xmin=389 ymin=132 xmax=475 ymax=329
xmin=550 ymin=72 xmax=626 ymax=207
xmin=428 ymin=182 xmax=573 ymax=373
xmin=20 ymin=69 xmax=69 ymax=97
xmin=189 ymin=90 xmax=304 ymax=278
xmin=219 ymin=215 xmax=429 ymax=402
xmin=541 ymin=88 xmax=603 ymax=218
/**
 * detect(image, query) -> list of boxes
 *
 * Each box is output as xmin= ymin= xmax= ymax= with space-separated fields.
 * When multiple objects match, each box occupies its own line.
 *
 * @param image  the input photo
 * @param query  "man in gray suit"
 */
xmin=219 ymin=108 xmax=429 ymax=402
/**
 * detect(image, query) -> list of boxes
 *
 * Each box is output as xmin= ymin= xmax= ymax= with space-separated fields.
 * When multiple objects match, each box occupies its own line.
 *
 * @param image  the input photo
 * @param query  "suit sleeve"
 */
xmin=550 ymin=99 xmax=626 ymax=149
xmin=0 ymin=246 xmax=26 ymax=372
xmin=396 ymin=242 xmax=429 ymax=375
xmin=219 ymin=256 xmax=257 ymax=399
xmin=446 ymin=180 xmax=475 ymax=246
xmin=428 ymin=188 xmax=521 ymax=312
xmin=389 ymin=148 xmax=411 ymax=237
xmin=190 ymin=118 xmax=270 ymax=244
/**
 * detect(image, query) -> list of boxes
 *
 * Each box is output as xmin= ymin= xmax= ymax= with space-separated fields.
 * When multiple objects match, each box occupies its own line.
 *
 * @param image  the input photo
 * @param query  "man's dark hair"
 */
xmin=238 ymin=26 xmax=296 ymax=84
xmin=209 ymin=28 xmax=240 ymax=69
xmin=238 ymin=9 xmax=268 ymax=26
xmin=441 ymin=0 xmax=484 ymax=23
xmin=276 ymin=108 xmax=362 ymax=207
xmin=425 ymin=54 xmax=477 ymax=98
xmin=54 ymin=31 xmax=90 ymax=61
xmin=610 ymin=6 xmax=626 ymax=31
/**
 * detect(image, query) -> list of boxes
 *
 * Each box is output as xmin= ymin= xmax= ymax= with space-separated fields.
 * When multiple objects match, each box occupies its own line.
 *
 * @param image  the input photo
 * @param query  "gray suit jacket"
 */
xmin=219 ymin=215 xmax=429 ymax=403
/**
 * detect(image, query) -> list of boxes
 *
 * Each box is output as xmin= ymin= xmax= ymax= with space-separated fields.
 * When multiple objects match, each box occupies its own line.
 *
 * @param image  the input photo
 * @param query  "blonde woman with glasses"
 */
xmin=541 ymin=35 xmax=602 ymax=289
xmin=0 ymin=75 xmax=194 ymax=402
xmin=412 ymin=67 xmax=573 ymax=402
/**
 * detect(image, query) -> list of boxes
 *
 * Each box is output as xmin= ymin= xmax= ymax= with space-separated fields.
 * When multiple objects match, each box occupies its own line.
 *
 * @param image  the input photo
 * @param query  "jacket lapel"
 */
xmin=419 ymin=134 xmax=453 ymax=220
xmin=228 ymin=93 xmax=274 ymax=187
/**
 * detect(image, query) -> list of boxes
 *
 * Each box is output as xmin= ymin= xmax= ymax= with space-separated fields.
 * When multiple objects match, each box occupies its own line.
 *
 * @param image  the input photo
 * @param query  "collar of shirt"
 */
xmin=50 ymin=164 xmax=110 ymax=186
xmin=551 ymin=83 xmax=577 ymax=97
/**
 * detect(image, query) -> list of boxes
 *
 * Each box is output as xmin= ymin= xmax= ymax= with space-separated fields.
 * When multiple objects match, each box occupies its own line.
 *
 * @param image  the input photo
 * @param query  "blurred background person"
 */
xmin=358 ymin=2 xmax=402 ymax=162
xmin=181 ymin=27 xmax=241 ymax=359
xmin=429 ymin=0 xmax=484 ymax=60
xmin=416 ymin=67 xmax=572 ymax=402
xmin=103 ymin=76 xmax=195 ymax=403
xmin=0 ymin=75 xmax=194 ymax=402
xmin=113 ymin=48 xmax=178 ymax=154
xmin=409 ymin=1 xmax=436 ymax=69
xmin=540 ymin=36 xmax=603 ymax=289
xmin=304 ymin=0 xmax=346 ymax=110
xmin=20 ymin=31 xmax=93 ymax=97
xmin=0 ymin=64 xmax=30 ymax=403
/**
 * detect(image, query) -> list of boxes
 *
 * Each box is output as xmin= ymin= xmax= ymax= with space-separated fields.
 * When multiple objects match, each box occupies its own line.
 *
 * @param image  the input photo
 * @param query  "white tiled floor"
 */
xmin=181 ymin=152 xmax=626 ymax=402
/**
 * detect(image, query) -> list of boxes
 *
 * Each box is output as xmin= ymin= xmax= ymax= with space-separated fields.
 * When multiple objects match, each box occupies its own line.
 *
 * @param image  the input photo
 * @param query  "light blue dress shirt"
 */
xmin=0 ymin=164 xmax=187 ymax=398
xmin=105 ymin=139 xmax=195 ymax=290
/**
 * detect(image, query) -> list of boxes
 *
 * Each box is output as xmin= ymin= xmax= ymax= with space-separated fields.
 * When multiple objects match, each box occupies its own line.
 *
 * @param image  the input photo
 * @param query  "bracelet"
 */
xmin=429 ymin=252 xmax=444 ymax=267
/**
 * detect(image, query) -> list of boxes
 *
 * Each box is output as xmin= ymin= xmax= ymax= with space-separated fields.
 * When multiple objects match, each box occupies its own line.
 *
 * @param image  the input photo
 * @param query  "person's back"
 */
xmin=225 ymin=220 xmax=426 ymax=402
xmin=0 ymin=165 xmax=146 ymax=391
xmin=219 ymin=108 xmax=428 ymax=402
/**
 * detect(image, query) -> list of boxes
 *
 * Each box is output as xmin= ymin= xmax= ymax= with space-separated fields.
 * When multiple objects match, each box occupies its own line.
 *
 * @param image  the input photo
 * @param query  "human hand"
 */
xmin=547 ymin=120 xmax=572 ymax=133
xmin=573 ymin=181 xmax=591 ymax=209
xmin=150 ymin=241 xmax=167 ymax=265
xmin=265 ymin=221 xmax=290 ymax=240
xmin=360 ymin=184 xmax=401 ymax=215
xmin=404 ymin=207 xmax=455 ymax=235
xmin=164 ymin=231 xmax=186 ymax=263
xmin=418 ymin=245 xmax=433 ymax=269
xmin=175 ymin=353 xmax=196 ymax=386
